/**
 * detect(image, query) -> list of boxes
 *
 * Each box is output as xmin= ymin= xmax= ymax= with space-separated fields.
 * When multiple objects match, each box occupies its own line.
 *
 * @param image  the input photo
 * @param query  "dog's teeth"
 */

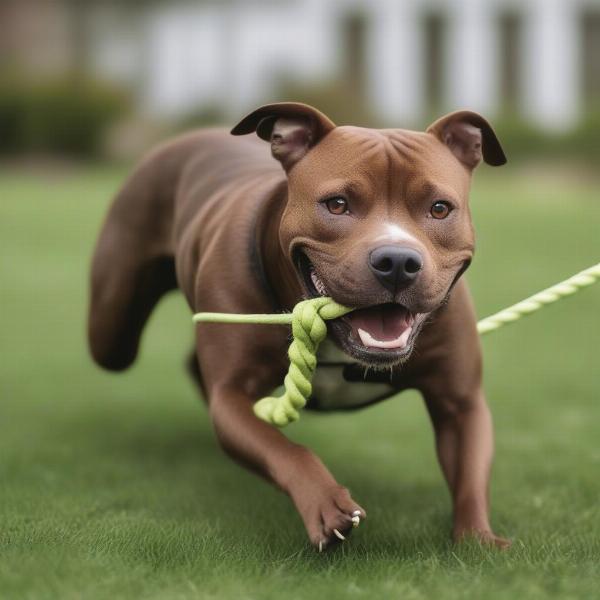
xmin=310 ymin=270 xmax=327 ymax=296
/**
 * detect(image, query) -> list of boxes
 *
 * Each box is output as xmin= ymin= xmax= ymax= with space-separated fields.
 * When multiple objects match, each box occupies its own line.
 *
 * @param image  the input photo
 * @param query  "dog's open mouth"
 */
xmin=347 ymin=304 xmax=415 ymax=350
xmin=297 ymin=253 xmax=425 ymax=367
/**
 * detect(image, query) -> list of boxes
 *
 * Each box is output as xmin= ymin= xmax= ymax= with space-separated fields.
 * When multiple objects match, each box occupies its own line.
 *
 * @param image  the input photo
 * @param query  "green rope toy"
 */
xmin=193 ymin=262 xmax=600 ymax=427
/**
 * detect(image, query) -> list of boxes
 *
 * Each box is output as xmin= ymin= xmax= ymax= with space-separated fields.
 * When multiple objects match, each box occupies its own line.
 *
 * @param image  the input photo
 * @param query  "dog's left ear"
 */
xmin=427 ymin=110 xmax=506 ymax=170
xmin=231 ymin=102 xmax=336 ymax=172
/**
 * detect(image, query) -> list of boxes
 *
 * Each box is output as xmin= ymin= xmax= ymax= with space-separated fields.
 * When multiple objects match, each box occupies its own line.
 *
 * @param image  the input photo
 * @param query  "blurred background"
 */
xmin=1 ymin=0 xmax=600 ymax=160
xmin=1 ymin=2 xmax=599 ymax=598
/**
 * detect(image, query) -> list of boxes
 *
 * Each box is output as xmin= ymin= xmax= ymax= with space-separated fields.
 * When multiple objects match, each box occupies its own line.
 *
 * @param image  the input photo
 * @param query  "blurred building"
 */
xmin=2 ymin=0 xmax=600 ymax=130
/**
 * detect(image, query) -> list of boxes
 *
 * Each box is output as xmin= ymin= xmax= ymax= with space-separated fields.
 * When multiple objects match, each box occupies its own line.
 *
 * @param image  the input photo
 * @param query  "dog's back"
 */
xmin=87 ymin=128 xmax=277 ymax=371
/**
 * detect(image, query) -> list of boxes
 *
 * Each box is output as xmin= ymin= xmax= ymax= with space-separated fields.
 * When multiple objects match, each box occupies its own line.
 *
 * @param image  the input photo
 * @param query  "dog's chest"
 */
xmin=306 ymin=340 xmax=397 ymax=412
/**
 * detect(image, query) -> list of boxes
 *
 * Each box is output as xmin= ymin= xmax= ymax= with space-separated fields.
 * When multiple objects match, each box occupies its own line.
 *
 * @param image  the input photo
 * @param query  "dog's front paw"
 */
xmin=291 ymin=483 xmax=366 ymax=552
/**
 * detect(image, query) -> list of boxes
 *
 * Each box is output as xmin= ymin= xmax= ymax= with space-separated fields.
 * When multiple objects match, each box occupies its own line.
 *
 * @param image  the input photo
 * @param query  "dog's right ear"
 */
xmin=231 ymin=102 xmax=336 ymax=172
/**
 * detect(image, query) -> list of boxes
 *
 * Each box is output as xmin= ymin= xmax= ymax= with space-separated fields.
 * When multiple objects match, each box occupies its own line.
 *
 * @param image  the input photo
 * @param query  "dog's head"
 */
xmin=232 ymin=102 xmax=506 ymax=368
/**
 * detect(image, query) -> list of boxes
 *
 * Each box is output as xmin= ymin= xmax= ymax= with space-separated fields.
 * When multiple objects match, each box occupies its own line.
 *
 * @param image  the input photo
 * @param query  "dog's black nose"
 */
xmin=369 ymin=245 xmax=423 ymax=292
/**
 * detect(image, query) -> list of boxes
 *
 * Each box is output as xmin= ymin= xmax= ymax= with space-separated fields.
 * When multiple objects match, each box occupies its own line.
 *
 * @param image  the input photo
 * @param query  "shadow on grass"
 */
xmin=47 ymin=409 xmax=474 ymax=561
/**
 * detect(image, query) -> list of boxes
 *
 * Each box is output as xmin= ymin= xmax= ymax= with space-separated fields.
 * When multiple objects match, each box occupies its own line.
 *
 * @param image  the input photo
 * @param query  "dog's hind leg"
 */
xmin=88 ymin=249 xmax=176 ymax=371
xmin=88 ymin=155 xmax=179 ymax=371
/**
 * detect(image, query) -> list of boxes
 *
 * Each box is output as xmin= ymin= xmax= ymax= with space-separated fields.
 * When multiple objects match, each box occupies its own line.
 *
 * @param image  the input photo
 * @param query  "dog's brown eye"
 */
xmin=430 ymin=201 xmax=451 ymax=219
xmin=325 ymin=197 xmax=349 ymax=215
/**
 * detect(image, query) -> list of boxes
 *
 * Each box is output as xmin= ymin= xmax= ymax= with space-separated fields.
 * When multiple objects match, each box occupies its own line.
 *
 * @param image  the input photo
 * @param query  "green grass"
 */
xmin=1 ymin=162 xmax=599 ymax=599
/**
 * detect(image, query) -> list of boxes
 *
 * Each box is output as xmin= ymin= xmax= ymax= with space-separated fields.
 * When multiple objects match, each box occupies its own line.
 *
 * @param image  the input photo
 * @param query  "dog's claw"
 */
xmin=318 ymin=540 xmax=324 ymax=553
xmin=333 ymin=528 xmax=345 ymax=541
xmin=351 ymin=515 xmax=360 ymax=528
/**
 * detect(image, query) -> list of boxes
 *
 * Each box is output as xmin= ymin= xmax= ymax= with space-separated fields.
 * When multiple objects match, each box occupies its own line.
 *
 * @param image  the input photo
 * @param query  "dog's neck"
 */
xmin=255 ymin=181 xmax=303 ymax=312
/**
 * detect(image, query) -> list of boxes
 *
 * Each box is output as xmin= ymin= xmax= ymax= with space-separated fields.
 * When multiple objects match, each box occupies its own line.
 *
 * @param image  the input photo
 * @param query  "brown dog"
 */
xmin=88 ymin=102 xmax=510 ymax=550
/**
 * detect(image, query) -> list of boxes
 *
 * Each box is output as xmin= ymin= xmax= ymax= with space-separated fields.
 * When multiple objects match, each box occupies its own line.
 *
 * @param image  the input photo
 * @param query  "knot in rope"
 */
xmin=253 ymin=297 xmax=352 ymax=426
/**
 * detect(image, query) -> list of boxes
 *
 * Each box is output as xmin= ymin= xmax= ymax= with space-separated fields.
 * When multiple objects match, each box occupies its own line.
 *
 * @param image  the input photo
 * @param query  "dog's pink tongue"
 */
xmin=347 ymin=305 xmax=413 ymax=349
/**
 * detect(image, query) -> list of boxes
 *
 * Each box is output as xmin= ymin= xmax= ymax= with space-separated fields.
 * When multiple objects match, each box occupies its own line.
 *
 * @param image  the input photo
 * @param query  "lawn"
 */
xmin=1 ymin=162 xmax=599 ymax=599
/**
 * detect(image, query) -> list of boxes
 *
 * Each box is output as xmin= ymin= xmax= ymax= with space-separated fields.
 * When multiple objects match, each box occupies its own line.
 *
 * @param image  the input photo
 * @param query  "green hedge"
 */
xmin=492 ymin=112 xmax=600 ymax=163
xmin=0 ymin=77 xmax=130 ymax=157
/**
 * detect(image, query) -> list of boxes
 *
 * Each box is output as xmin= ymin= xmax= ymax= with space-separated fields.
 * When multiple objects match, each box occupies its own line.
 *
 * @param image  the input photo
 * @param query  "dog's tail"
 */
xmin=87 ymin=144 xmax=181 ymax=372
